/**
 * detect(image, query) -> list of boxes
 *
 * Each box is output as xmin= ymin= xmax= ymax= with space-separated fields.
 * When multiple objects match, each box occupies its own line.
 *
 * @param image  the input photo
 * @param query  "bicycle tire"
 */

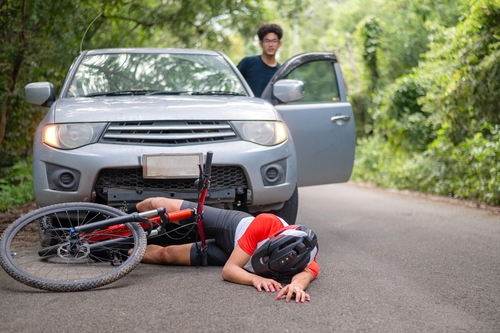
xmin=0 ymin=202 xmax=147 ymax=292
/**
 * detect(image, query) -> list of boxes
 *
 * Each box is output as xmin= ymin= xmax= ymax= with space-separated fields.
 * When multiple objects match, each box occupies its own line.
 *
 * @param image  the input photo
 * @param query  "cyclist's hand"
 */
xmin=252 ymin=276 xmax=282 ymax=292
xmin=275 ymin=282 xmax=311 ymax=303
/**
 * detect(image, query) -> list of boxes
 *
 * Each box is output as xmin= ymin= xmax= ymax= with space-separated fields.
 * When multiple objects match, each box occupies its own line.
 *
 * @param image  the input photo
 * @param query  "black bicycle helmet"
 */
xmin=251 ymin=225 xmax=318 ymax=280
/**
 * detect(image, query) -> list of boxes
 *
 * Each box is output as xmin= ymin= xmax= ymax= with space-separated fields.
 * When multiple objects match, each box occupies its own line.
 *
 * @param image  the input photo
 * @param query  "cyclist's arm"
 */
xmin=275 ymin=270 xmax=313 ymax=303
xmin=222 ymin=245 xmax=282 ymax=292
xmin=292 ymin=270 xmax=314 ymax=289
xmin=136 ymin=197 xmax=183 ymax=213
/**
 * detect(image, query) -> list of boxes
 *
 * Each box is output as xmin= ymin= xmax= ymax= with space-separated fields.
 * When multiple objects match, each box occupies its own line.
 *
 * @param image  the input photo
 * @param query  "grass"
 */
xmin=0 ymin=160 xmax=35 ymax=212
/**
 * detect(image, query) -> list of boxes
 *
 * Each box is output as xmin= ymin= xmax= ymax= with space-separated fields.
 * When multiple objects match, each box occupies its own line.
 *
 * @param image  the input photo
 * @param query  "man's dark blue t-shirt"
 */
xmin=237 ymin=55 xmax=281 ymax=97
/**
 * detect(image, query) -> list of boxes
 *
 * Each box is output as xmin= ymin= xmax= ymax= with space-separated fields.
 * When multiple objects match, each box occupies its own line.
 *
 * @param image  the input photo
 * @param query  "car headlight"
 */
xmin=43 ymin=123 xmax=107 ymax=149
xmin=232 ymin=121 xmax=287 ymax=146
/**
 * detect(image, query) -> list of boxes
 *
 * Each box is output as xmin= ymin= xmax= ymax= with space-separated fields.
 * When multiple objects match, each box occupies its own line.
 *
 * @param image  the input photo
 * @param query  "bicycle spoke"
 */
xmin=0 ymin=203 xmax=146 ymax=292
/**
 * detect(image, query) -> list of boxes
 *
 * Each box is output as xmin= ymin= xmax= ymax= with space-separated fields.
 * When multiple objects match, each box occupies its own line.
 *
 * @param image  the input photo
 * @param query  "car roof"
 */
xmin=82 ymin=48 xmax=221 ymax=56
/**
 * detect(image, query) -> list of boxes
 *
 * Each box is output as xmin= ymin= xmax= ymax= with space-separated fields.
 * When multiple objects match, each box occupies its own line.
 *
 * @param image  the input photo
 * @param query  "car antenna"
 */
xmin=80 ymin=11 xmax=104 ymax=54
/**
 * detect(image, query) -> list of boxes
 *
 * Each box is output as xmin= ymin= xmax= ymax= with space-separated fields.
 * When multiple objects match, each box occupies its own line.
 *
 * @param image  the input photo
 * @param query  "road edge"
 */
xmin=350 ymin=181 xmax=500 ymax=215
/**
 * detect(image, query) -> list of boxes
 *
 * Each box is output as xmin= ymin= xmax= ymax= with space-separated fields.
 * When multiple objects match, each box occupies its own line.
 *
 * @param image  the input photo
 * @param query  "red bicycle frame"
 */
xmin=194 ymin=151 xmax=212 ymax=266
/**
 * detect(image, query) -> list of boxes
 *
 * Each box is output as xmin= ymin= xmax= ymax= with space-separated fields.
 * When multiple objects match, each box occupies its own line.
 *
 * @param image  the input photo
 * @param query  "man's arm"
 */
xmin=221 ymin=245 xmax=282 ymax=292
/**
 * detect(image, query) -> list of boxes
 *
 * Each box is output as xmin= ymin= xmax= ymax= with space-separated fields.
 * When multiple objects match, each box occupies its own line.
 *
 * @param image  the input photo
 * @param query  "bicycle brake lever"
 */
xmin=131 ymin=212 xmax=154 ymax=236
xmin=159 ymin=208 xmax=170 ymax=226
xmin=194 ymin=164 xmax=204 ymax=191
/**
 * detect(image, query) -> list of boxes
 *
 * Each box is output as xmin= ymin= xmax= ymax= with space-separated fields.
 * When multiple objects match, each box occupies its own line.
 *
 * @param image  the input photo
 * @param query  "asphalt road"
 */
xmin=1 ymin=183 xmax=499 ymax=333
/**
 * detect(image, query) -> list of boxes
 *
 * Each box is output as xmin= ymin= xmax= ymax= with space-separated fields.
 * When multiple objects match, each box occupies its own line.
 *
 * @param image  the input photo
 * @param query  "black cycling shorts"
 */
xmin=179 ymin=201 xmax=253 ymax=266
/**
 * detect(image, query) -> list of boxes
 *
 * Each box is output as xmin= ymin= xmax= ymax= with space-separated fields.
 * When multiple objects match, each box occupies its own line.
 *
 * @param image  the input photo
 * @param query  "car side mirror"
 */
xmin=25 ymin=82 xmax=56 ymax=107
xmin=272 ymin=79 xmax=304 ymax=103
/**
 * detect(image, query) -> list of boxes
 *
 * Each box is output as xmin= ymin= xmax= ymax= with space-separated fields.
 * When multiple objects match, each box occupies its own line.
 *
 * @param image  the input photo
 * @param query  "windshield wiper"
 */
xmin=84 ymin=89 xmax=245 ymax=97
xmin=191 ymin=90 xmax=246 ymax=96
xmin=84 ymin=89 xmax=155 ymax=97
xmin=146 ymin=90 xmax=190 ymax=95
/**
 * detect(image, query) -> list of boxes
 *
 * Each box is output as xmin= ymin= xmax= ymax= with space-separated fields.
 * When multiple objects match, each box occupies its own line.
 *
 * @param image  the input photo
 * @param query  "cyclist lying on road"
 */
xmin=126 ymin=197 xmax=319 ymax=303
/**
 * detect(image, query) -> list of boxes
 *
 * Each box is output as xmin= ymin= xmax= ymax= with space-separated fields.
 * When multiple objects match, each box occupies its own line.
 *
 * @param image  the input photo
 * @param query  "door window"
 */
xmin=283 ymin=60 xmax=340 ymax=103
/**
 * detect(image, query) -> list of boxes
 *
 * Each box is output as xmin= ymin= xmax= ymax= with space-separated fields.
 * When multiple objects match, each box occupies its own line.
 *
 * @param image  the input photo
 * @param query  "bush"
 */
xmin=352 ymin=125 xmax=500 ymax=206
xmin=423 ymin=126 xmax=500 ymax=205
xmin=0 ymin=159 xmax=34 ymax=211
xmin=371 ymin=75 xmax=433 ymax=153
xmin=352 ymin=1 xmax=500 ymax=208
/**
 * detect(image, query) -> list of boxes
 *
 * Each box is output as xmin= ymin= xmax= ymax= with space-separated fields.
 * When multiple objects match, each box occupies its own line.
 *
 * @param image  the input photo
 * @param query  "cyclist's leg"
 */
xmin=178 ymin=201 xmax=254 ymax=267
xmin=140 ymin=243 xmax=192 ymax=265
xmin=189 ymin=240 xmax=229 ymax=266
xmin=140 ymin=239 xmax=229 ymax=266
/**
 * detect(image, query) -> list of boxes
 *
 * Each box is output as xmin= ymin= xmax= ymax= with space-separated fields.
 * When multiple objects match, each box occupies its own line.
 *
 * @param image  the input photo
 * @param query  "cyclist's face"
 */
xmin=260 ymin=33 xmax=282 ymax=56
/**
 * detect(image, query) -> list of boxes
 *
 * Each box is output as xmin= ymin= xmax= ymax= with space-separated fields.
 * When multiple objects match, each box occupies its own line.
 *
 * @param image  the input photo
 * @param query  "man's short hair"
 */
xmin=257 ymin=24 xmax=283 ymax=40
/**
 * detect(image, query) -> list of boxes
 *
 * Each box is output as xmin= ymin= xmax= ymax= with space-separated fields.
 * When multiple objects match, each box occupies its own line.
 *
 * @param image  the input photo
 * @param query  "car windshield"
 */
xmin=67 ymin=52 xmax=247 ymax=97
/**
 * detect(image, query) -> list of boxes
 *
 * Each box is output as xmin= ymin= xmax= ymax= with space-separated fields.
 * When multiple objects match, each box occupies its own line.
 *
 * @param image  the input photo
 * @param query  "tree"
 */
xmin=0 ymin=0 xmax=28 ymax=161
xmin=0 ymin=0 xmax=290 ymax=160
xmin=419 ymin=0 xmax=500 ymax=143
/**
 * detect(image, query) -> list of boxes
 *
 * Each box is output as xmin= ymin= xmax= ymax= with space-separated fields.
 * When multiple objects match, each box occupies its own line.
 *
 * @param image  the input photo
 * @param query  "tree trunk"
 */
xmin=0 ymin=0 xmax=28 ymax=153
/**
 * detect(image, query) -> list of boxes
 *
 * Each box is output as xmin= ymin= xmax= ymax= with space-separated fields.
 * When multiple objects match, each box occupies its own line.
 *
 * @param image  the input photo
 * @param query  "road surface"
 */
xmin=0 ymin=183 xmax=499 ymax=332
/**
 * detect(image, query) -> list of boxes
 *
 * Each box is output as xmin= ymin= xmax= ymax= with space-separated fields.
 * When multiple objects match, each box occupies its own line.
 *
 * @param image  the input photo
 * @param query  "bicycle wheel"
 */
xmin=0 ymin=202 xmax=147 ymax=292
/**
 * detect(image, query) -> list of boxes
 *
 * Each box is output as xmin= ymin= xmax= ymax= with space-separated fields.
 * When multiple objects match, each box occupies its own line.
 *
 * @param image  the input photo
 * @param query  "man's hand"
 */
xmin=251 ymin=276 xmax=282 ymax=292
xmin=275 ymin=281 xmax=311 ymax=303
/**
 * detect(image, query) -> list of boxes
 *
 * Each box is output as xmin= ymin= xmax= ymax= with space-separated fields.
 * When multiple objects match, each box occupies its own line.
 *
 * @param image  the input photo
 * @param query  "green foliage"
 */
xmin=422 ymin=125 xmax=500 ymax=205
xmin=371 ymin=74 xmax=433 ymax=152
xmin=351 ymin=135 xmax=399 ymax=187
xmin=0 ymin=160 xmax=34 ymax=211
xmin=356 ymin=16 xmax=382 ymax=90
xmin=352 ymin=126 xmax=500 ymax=206
xmin=348 ymin=0 xmax=500 ymax=207
xmin=419 ymin=0 xmax=500 ymax=144
xmin=89 ymin=0 xmax=270 ymax=50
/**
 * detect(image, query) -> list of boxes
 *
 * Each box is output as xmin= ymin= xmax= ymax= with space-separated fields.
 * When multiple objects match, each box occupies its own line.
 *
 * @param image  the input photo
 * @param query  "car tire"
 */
xmin=270 ymin=184 xmax=298 ymax=225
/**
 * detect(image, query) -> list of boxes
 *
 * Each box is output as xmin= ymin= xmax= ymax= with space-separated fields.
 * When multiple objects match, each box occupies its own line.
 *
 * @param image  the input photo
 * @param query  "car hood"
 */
xmin=50 ymin=95 xmax=279 ymax=123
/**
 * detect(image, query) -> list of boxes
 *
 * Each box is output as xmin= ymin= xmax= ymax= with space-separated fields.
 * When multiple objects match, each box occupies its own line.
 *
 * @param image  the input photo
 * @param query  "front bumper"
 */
xmin=33 ymin=140 xmax=297 ymax=209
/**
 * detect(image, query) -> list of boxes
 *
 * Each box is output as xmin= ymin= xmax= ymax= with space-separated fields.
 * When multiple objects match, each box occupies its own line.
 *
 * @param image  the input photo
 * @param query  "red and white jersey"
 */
xmin=234 ymin=213 xmax=320 ymax=279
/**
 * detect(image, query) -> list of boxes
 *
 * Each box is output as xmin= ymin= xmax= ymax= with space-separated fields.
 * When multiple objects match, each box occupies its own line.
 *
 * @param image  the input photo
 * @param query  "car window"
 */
xmin=282 ymin=60 xmax=340 ymax=103
xmin=67 ymin=53 xmax=246 ymax=97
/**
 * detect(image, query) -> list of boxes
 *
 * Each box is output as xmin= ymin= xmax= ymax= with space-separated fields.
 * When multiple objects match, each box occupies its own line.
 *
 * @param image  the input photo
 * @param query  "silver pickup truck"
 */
xmin=25 ymin=48 xmax=355 ymax=224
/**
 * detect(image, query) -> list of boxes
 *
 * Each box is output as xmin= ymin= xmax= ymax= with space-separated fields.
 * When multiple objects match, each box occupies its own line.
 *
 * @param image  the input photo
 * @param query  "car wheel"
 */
xmin=270 ymin=184 xmax=298 ymax=225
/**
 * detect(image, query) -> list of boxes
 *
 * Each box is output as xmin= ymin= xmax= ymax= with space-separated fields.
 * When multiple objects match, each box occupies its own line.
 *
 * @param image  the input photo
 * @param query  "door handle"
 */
xmin=330 ymin=115 xmax=351 ymax=124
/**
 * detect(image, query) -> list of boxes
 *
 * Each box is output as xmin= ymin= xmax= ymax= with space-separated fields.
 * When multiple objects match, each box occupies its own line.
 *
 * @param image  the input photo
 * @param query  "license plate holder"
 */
xmin=142 ymin=153 xmax=202 ymax=179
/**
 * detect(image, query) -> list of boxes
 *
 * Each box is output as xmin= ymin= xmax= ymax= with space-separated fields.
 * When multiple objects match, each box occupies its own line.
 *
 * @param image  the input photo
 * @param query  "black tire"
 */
xmin=270 ymin=185 xmax=299 ymax=225
xmin=0 ymin=202 xmax=147 ymax=292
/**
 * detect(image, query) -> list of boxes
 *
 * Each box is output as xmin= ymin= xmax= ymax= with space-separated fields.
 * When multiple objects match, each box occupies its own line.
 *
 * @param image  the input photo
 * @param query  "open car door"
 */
xmin=261 ymin=52 xmax=356 ymax=187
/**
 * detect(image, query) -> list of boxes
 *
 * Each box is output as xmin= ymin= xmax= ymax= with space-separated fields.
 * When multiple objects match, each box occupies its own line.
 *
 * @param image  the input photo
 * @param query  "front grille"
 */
xmin=101 ymin=120 xmax=238 ymax=145
xmin=94 ymin=166 xmax=248 ymax=192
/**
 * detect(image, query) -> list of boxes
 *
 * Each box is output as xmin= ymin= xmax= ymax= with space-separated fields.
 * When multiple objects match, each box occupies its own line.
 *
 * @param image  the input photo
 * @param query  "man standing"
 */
xmin=237 ymin=23 xmax=283 ymax=97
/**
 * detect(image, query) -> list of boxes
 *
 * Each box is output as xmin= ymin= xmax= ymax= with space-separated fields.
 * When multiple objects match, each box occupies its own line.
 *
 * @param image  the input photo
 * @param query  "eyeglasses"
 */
xmin=263 ymin=39 xmax=279 ymax=45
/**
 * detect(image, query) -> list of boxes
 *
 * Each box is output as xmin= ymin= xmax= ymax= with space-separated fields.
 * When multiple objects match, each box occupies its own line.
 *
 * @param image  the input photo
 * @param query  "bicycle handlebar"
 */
xmin=204 ymin=151 xmax=213 ymax=177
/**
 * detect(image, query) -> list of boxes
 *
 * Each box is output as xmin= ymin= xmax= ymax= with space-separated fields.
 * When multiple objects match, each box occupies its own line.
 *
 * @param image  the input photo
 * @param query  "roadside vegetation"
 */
xmin=332 ymin=0 xmax=500 ymax=206
xmin=1 ymin=0 xmax=498 ymax=211
xmin=0 ymin=160 xmax=33 ymax=211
